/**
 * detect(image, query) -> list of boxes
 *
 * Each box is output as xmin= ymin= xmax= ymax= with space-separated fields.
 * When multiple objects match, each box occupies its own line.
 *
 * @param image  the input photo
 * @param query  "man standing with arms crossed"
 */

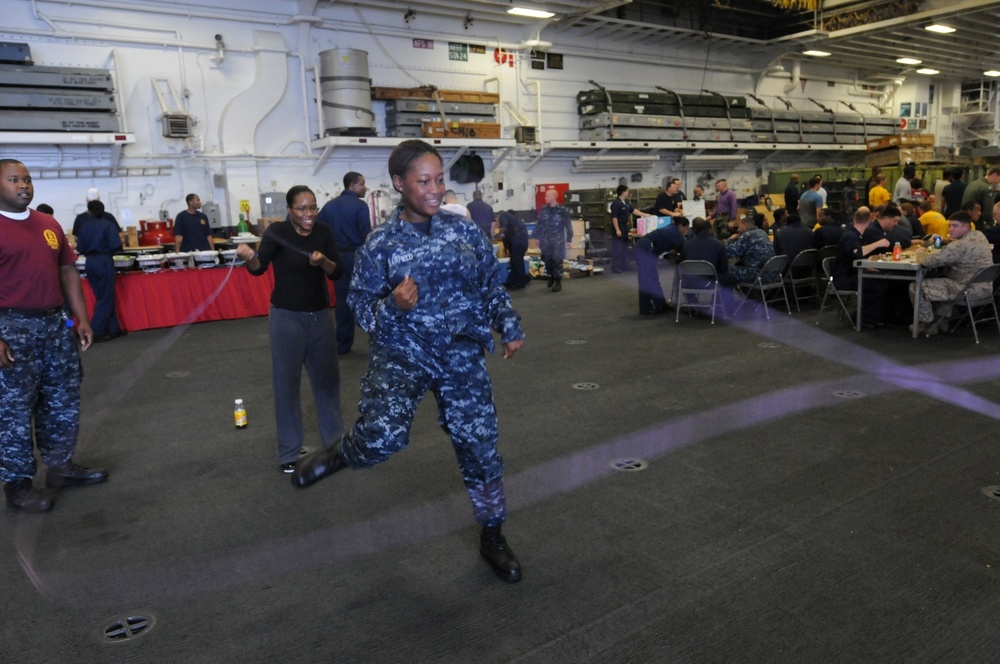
xmin=317 ymin=171 xmax=371 ymax=355
xmin=0 ymin=159 xmax=109 ymax=512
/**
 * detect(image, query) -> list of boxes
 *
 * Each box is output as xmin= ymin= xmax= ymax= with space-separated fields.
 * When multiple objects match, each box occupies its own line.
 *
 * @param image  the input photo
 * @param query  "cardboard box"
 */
xmin=372 ymin=87 xmax=500 ymax=104
xmin=257 ymin=216 xmax=283 ymax=234
xmin=421 ymin=121 xmax=501 ymax=139
xmin=125 ymin=226 xmax=139 ymax=248
xmin=865 ymin=133 xmax=935 ymax=152
xmin=864 ymin=146 xmax=941 ymax=168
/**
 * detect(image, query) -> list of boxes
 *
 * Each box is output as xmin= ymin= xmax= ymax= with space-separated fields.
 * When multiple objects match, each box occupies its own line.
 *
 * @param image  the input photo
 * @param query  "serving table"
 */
xmin=81 ymin=265 xmax=335 ymax=332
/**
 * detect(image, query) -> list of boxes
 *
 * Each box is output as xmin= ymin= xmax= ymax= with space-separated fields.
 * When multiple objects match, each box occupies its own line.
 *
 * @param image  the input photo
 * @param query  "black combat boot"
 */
xmin=5 ymin=479 xmax=53 ymax=513
xmin=552 ymin=279 xmax=562 ymax=293
xmin=480 ymin=525 xmax=522 ymax=583
xmin=292 ymin=440 xmax=347 ymax=488
xmin=45 ymin=462 xmax=108 ymax=488
xmin=547 ymin=275 xmax=555 ymax=288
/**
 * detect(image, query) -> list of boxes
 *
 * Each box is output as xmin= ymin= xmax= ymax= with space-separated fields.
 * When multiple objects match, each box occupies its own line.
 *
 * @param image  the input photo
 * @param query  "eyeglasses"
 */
xmin=290 ymin=205 xmax=319 ymax=213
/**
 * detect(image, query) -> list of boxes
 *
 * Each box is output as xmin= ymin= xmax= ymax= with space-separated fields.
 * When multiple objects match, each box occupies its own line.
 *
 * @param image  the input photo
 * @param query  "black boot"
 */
xmin=292 ymin=440 xmax=347 ymax=488
xmin=45 ymin=462 xmax=108 ymax=488
xmin=552 ymin=279 xmax=562 ymax=293
xmin=547 ymin=275 xmax=555 ymax=288
xmin=480 ymin=525 xmax=522 ymax=583
xmin=5 ymin=479 xmax=53 ymax=513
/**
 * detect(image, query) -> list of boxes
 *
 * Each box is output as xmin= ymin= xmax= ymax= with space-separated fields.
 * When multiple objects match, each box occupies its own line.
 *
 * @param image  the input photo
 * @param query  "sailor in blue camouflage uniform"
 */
xmin=0 ymin=159 xmax=109 ymax=514
xmin=719 ymin=215 xmax=777 ymax=286
xmin=535 ymin=188 xmax=574 ymax=292
xmin=294 ymin=140 xmax=525 ymax=583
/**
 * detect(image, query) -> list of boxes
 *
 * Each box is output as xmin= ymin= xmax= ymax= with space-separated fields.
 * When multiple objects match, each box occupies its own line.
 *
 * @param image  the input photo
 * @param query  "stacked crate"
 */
xmin=576 ymin=89 xmax=897 ymax=145
xmin=863 ymin=134 xmax=947 ymax=167
xmin=373 ymin=87 xmax=501 ymax=139
xmin=0 ymin=61 xmax=121 ymax=133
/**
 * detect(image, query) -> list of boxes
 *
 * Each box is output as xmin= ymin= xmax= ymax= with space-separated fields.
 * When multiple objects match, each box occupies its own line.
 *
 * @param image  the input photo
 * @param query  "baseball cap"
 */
xmin=86 ymin=188 xmax=100 ymax=201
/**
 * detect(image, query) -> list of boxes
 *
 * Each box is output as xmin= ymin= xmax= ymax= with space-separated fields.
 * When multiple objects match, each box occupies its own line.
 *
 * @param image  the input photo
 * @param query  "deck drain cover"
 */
xmin=833 ymin=390 xmax=865 ymax=399
xmin=572 ymin=382 xmax=600 ymax=390
xmin=566 ymin=340 xmax=587 ymax=345
xmin=758 ymin=342 xmax=782 ymax=349
xmin=561 ymin=313 xmax=577 ymax=317
xmin=982 ymin=486 xmax=1000 ymax=502
xmin=611 ymin=458 xmax=648 ymax=472
xmin=101 ymin=614 xmax=155 ymax=643
xmin=164 ymin=371 xmax=190 ymax=378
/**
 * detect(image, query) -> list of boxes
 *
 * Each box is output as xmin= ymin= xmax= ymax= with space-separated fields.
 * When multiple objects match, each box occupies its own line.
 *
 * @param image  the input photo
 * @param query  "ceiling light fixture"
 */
xmin=507 ymin=7 xmax=556 ymax=19
xmin=916 ymin=68 xmax=939 ymax=75
xmin=896 ymin=57 xmax=922 ymax=65
xmin=985 ymin=71 xmax=1000 ymax=78
xmin=924 ymin=24 xmax=955 ymax=34
xmin=802 ymin=50 xmax=830 ymax=57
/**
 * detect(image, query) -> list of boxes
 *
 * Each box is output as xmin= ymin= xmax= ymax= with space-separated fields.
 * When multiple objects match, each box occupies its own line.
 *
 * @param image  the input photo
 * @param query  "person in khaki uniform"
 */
xmin=908 ymin=211 xmax=993 ymax=335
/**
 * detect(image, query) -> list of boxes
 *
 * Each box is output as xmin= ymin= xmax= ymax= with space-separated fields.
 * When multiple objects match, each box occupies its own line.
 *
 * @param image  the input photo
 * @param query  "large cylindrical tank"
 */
xmin=319 ymin=48 xmax=374 ymax=136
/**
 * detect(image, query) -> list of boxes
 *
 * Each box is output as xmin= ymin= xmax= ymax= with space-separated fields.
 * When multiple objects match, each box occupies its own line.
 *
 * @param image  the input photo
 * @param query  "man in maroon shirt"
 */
xmin=0 ymin=159 xmax=108 ymax=513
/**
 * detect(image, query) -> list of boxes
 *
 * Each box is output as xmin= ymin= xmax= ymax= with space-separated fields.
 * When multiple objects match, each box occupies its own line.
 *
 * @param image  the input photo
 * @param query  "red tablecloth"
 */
xmin=81 ymin=267 xmax=335 ymax=331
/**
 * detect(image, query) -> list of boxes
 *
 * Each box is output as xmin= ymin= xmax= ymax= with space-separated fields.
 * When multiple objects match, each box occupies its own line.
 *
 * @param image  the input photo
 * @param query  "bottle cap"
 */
xmin=235 ymin=399 xmax=243 ymax=404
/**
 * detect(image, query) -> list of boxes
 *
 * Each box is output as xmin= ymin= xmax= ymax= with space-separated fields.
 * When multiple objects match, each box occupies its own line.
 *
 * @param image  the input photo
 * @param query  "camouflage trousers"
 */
xmin=909 ymin=278 xmax=991 ymax=323
xmin=0 ymin=310 xmax=82 ymax=482
xmin=341 ymin=337 xmax=507 ymax=528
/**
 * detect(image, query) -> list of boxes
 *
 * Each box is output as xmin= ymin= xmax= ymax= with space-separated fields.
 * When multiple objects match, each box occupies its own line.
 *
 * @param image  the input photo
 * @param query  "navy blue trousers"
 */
xmin=86 ymin=255 xmax=121 ymax=337
xmin=268 ymin=307 xmax=343 ymax=464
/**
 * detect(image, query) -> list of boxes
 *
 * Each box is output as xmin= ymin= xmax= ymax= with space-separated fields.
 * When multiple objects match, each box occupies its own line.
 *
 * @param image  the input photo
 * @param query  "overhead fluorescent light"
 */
xmin=508 ymin=7 xmax=556 ymax=19
xmin=924 ymin=24 xmax=955 ymax=34
xmin=985 ymin=70 xmax=1000 ymax=78
xmin=681 ymin=155 xmax=748 ymax=163
xmin=896 ymin=57 xmax=922 ymax=65
xmin=916 ymin=68 xmax=940 ymax=75
xmin=571 ymin=155 xmax=660 ymax=173
xmin=802 ymin=50 xmax=831 ymax=57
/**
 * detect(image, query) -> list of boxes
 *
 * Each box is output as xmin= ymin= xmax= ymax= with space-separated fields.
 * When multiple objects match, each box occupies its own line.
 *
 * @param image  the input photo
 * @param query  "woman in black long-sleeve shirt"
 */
xmin=236 ymin=186 xmax=344 ymax=473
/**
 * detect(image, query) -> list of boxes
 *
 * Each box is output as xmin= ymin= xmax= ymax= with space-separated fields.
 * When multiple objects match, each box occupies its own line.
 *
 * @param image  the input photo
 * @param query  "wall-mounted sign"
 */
xmin=413 ymin=39 xmax=434 ymax=49
xmin=470 ymin=45 xmax=486 ymax=55
xmin=449 ymin=43 xmax=468 ymax=61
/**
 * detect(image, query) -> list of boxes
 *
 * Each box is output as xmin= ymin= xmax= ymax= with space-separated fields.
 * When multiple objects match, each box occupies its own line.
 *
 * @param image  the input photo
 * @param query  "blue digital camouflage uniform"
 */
xmin=535 ymin=203 xmax=574 ymax=280
xmin=0 ymin=310 xmax=82 ymax=482
xmin=344 ymin=206 xmax=524 ymax=528
xmin=725 ymin=227 xmax=777 ymax=284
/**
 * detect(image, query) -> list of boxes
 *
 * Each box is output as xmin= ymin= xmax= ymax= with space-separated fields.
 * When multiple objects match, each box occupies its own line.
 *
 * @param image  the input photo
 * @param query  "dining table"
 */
xmin=854 ymin=247 xmax=938 ymax=339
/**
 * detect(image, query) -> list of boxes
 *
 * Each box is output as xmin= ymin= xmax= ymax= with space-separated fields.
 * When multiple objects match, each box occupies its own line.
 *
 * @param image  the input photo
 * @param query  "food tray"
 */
xmin=113 ymin=255 xmax=135 ymax=268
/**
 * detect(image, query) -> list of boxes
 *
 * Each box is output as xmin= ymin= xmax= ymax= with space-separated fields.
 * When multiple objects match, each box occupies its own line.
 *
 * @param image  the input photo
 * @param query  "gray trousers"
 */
xmin=269 ymin=306 xmax=343 ymax=464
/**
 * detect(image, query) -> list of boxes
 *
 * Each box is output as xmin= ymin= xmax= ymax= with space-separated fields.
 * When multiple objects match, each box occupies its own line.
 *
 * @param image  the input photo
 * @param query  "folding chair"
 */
xmin=933 ymin=263 xmax=1000 ymax=343
xmin=675 ymin=260 xmax=720 ymax=324
xmin=733 ymin=254 xmax=791 ymax=320
xmin=818 ymin=245 xmax=839 ymax=262
xmin=816 ymin=256 xmax=856 ymax=327
xmin=784 ymin=248 xmax=819 ymax=312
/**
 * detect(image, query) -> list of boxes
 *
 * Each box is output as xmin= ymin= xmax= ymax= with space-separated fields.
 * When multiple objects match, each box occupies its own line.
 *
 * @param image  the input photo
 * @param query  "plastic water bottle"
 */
xmin=892 ymin=241 xmax=902 ymax=261
xmin=234 ymin=399 xmax=247 ymax=428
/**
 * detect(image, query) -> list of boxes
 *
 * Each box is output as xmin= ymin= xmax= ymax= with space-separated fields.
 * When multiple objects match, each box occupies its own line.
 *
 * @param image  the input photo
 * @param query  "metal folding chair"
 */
xmin=816 ymin=256 xmax=856 ymax=327
xmin=733 ymin=254 xmax=791 ymax=320
xmin=675 ymin=260 xmax=720 ymax=324
xmin=785 ymin=248 xmax=819 ymax=312
xmin=933 ymin=263 xmax=1000 ymax=343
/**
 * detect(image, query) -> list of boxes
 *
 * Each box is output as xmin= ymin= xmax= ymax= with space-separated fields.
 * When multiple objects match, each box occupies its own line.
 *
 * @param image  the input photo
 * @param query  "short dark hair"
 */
xmin=903 ymin=164 xmax=917 ymax=178
xmin=87 ymin=199 xmax=105 ymax=218
xmin=343 ymin=171 xmax=363 ymax=189
xmin=286 ymin=185 xmax=315 ymax=207
xmin=808 ymin=176 xmax=822 ymax=188
xmin=786 ymin=213 xmax=802 ymax=225
xmin=185 ymin=193 xmax=198 ymax=204
xmin=616 ymin=184 xmax=629 ymax=196
xmin=36 ymin=203 xmax=54 ymax=215
xmin=674 ymin=216 xmax=690 ymax=228
xmin=692 ymin=218 xmax=711 ymax=234
xmin=961 ymin=200 xmax=981 ymax=212
xmin=880 ymin=204 xmax=901 ymax=219
xmin=388 ymin=140 xmax=442 ymax=181
xmin=949 ymin=211 xmax=972 ymax=225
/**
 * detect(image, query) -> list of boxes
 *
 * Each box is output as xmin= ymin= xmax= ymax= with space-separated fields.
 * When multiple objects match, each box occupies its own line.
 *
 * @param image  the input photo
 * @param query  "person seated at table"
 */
xmin=900 ymin=201 xmax=924 ymax=238
xmin=814 ymin=208 xmax=843 ymax=249
xmin=918 ymin=199 xmax=948 ymax=238
xmin=74 ymin=200 xmax=123 ymax=342
xmin=680 ymin=218 xmax=728 ymax=309
xmin=773 ymin=213 xmax=813 ymax=276
xmin=909 ymin=211 xmax=993 ymax=335
xmin=863 ymin=205 xmax=913 ymax=324
xmin=961 ymin=200 xmax=983 ymax=230
xmin=864 ymin=204 xmax=910 ymax=252
xmin=719 ymin=215 xmax=774 ymax=288
xmin=634 ymin=216 xmax=689 ymax=315
xmin=235 ymin=185 xmax=344 ymax=474
xmin=173 ymin=193 xmax=215 ymax=253
xmin=832 ymin=207 xmax=891 ymax=328
xmin=983 ymin=201 xmax=1000 ymax=268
